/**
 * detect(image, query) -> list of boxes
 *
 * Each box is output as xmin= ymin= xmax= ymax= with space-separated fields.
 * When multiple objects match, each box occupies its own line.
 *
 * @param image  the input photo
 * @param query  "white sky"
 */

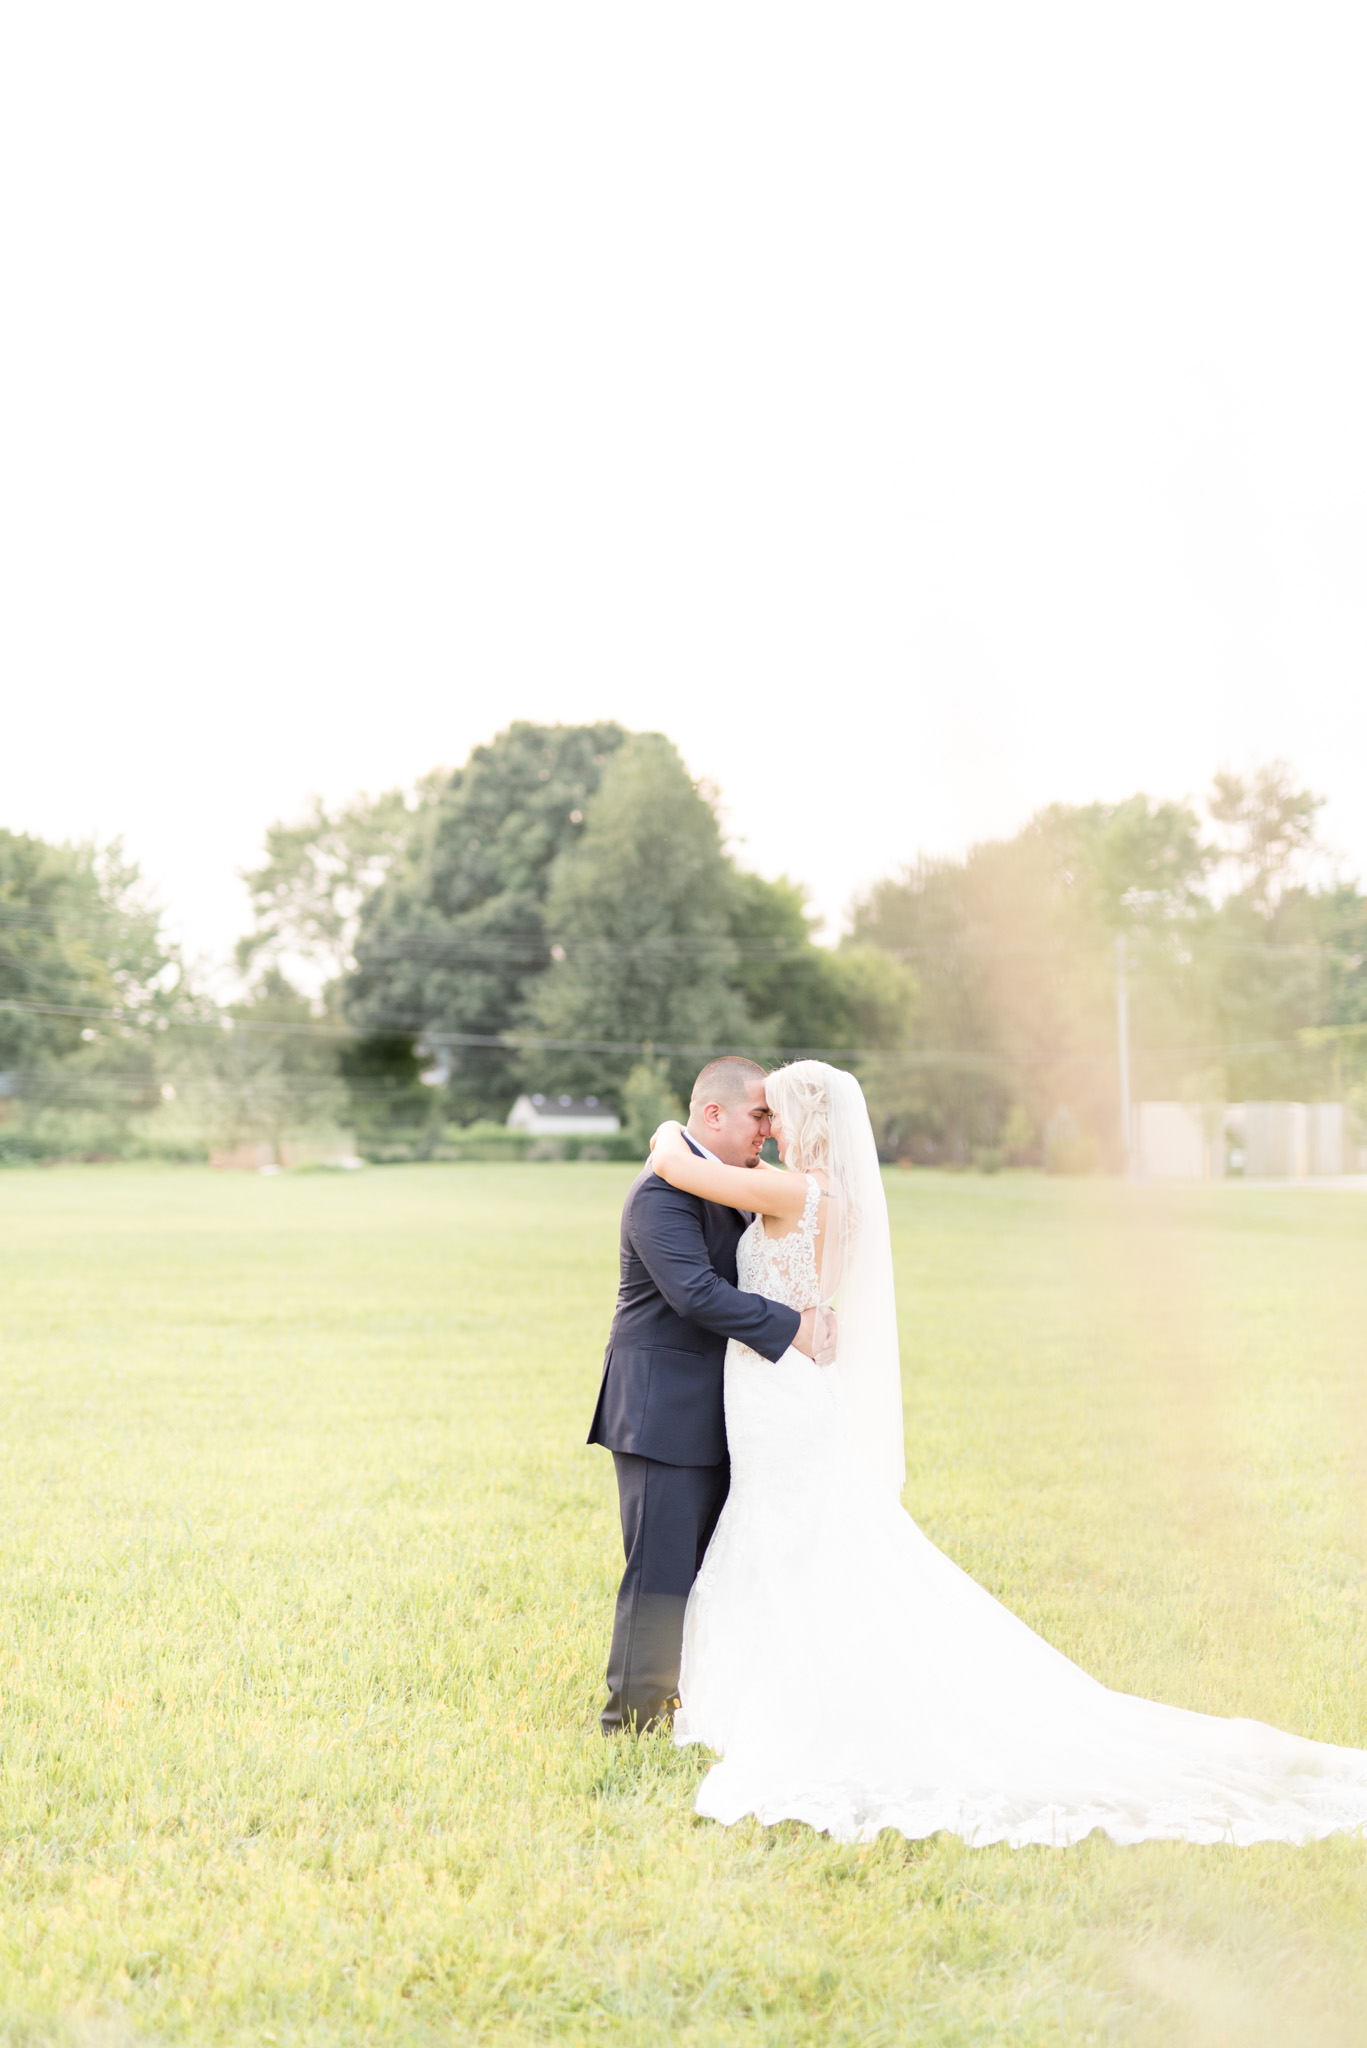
xmin=3 ymin=4 xmax=1365 ymax=973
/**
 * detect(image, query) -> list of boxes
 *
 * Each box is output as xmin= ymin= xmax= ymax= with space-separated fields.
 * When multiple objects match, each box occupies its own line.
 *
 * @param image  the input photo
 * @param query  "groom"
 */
xmin=588 ymin=1054 xmax=825 ymax=1734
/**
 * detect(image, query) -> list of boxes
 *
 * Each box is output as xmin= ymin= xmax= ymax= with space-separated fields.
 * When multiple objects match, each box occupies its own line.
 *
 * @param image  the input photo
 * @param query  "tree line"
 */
xmin=3 ymin=727 xmax=1364 ymax=1166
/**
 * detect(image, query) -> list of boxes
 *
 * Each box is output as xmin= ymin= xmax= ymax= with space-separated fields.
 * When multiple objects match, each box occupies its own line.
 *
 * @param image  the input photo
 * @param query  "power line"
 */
xmin=8 ymin=916 xmax=1364 ymax=966
xmin=0 ymin=1001 xmax=1000 ymax=1070
xmin=0 ymin=994 xmax=1354 ymax=1075
xmin=343 ymin=930 xmax=1365 ymax=964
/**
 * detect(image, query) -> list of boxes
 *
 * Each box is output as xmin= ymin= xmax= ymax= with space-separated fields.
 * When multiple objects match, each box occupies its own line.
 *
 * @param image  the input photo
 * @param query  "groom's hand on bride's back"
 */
xmin=793 ymin=1306 xmax=837 ymax=1367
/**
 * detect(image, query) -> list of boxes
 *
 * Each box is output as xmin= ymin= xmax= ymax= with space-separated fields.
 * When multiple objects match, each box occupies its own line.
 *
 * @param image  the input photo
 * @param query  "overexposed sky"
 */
xmin=3 ymin=4 xmax=1365 ymax=969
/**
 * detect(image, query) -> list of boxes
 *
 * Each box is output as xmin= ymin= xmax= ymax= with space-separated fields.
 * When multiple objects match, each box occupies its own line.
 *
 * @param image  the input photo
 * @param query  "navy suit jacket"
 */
xmin=587 ymin=1145 xmax=801 ymax=1468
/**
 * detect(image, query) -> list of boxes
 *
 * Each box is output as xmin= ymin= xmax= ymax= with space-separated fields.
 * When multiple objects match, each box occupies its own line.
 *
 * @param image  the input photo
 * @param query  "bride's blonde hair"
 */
xmin=764 ymin=1060 xmax=832 ymax=1173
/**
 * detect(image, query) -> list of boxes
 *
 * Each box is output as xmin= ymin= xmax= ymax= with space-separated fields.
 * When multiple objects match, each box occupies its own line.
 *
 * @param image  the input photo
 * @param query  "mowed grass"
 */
xmin=2 ymin=1164 xmax=1367 ymax=2047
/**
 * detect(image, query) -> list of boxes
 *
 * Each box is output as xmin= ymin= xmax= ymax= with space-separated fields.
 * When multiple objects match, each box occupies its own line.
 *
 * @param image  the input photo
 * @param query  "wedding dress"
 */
xmin=674 ymin=1164 xmax=1367 ymax=1848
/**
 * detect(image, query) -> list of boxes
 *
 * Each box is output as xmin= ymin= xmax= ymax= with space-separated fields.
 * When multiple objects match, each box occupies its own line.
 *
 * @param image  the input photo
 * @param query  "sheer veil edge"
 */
xmin=794 ymin=1061 xmax=906 ymax=1499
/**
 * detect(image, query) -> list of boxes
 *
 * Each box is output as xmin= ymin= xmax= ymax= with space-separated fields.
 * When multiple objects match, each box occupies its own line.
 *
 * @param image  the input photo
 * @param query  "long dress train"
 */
xmin=674 ymin=1178 xmax=1367 ymax=1847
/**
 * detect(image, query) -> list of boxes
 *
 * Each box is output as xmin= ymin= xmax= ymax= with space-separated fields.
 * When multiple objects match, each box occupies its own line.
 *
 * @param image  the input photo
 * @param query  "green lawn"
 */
xmin=2 ymin=1163 xmax=1366 ymax=2046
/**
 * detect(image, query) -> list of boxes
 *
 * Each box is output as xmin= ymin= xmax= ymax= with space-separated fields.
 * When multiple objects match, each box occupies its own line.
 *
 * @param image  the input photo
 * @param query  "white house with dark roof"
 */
xmin=507 ymin=1092 xmax=621 ymax=1137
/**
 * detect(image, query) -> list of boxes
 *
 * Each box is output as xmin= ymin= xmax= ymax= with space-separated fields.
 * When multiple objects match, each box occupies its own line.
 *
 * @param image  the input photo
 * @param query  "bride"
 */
xmin=648 ymin=1060 xmax=1367 ymax=1847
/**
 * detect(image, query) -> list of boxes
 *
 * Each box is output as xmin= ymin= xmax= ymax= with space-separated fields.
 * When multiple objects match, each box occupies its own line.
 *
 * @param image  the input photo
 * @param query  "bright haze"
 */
xmin=3 ymin=4 xmax=1364 ymax=967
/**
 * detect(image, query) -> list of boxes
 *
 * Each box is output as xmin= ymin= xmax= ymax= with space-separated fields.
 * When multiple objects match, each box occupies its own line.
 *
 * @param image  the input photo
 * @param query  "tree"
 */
xmin=1177 ymin=767 xmax=1361 ymax=1104
xmin=725 ymin=872 xmax=852 ymax=1050
xmin=721 ymin=871 xmax=917 ymax=1064
xmin=1055 ymin=794 xmax=1210 ymax=930
xmin=527 ymin=734 xmax=753 ymax=1099
xmin=848 ymin=769 xmax=1367 ymax=1160
xmin=621 ymin=1058 xmax=686 ymax=1155
xmin=1208 ymin=763 xmax=1323 ymax=912
xmin=1193 ymin=878 xmax=1367 ymax=1106
xmin=237 ymin=781 xmax=440 ymax=993
xmin=168 ymin=969 xmax=352 ymax=1160
xmin=850 ymin=796 xmax=1208 ymax=1163
xmin=342 ymin=726 xmax=918 ymax=1123
xmin=826 ymin=946 xmax=918 ymax=1049
xmin=0 ymin=830 xmax=186 ymax=1159
xmin=1316 ymin=885 xmax=1367 ymax=1086
xmin=347 ymin=722 xmax=629 ymax=1119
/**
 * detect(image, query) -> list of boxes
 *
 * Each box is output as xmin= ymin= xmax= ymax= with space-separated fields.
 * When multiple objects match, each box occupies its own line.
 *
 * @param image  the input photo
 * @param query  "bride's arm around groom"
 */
xmin=587 ymin=1056 xmax=812 ymax=1735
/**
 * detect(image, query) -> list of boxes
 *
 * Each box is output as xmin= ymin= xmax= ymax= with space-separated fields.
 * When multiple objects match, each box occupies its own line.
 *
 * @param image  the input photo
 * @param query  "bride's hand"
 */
xmin=793 ymin=1305 xmax=838 ymax=1366
xmin=649 ymin=1119 xmax=684 ymax=1174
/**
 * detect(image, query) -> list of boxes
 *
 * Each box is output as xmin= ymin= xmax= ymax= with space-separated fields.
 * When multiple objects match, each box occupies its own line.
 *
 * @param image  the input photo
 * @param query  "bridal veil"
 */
xmin=774 ymin=1061 xmax=906 ymax=1499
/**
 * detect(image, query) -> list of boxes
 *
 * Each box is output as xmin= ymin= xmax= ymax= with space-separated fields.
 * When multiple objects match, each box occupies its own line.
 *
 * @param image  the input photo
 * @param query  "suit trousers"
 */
xmin=602 ymin=1451 xmax=729 ymax=1734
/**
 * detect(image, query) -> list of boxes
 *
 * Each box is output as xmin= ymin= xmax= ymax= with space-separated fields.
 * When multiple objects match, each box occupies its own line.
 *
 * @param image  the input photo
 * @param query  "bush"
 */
xmin=621 ymin=1060 xmax=685 ymax=1154
xmin=1001 ymin=1104 xmax=1037 ymax=1167
xmin=1042 ymin=1107 xmax=1101 ymax=1175
xmin=336 ymin=1119 xmax=646 ymax=1166
xmin=520 ymin=1133 xmax=641 ymax=1163
xmin=0 ymin=1105 xmax=138 ymax=1166
xmin=439 ymin=1121 xmax=533 ymax=1162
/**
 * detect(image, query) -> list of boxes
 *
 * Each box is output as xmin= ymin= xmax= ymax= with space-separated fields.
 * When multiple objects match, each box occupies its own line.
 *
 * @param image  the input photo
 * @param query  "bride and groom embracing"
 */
xmin=589 ymin=1055 xmax=1367 ymax=1847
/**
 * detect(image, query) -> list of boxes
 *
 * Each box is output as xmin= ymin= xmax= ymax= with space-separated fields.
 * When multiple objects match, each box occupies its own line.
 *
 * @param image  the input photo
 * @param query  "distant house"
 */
xmin=507 ymin=1093 xmax=621 ymax=1137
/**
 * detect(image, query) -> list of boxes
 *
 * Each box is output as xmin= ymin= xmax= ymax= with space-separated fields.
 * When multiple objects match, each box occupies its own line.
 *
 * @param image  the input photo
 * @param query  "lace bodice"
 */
xmin=736 ymin=1175 xmax=824 ymax=1312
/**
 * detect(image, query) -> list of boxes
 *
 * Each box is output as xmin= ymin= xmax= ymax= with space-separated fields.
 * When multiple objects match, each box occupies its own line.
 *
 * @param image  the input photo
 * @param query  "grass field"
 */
xmin=3 ymin=1163 xmax=1367 ymax=2046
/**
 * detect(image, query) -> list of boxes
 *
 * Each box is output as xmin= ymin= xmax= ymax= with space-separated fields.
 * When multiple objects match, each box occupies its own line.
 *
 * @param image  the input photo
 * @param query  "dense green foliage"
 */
xmin=620 ymin=1059 xmax=686 ymax=1154
xmin=852 ymin=768 xmax=1367 ymax=1164
xmin=343 ymin=724 xmax=915 ymax=1123
xmin=850 ymin=797 xmax=1209 ymax=1164
xmin=526 ymin=733 xmax=753 ymax=1099
xmin=236 ymin=785 xmax=434 ymax=988
xmin=2 ymin=1163 xmax=1366 ymax=2043
xmin=727 ymin=870 xmax=918 ymax=1060
xmin=169 ymin=971 xmax=354 ymax=1160
xmin=1 ymin=723 xmax=916 ymax=1161
xmin=347 ymin=722 xmax=630 ymax=1117
xmin=7 ymin=752 xmax=1365 ymax=1164
xmin=0 ymin=830 xmax=189 ymax=1161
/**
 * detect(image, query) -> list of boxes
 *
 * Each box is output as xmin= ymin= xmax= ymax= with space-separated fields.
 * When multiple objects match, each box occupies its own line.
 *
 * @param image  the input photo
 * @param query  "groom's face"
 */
xmin=701 ymin=1078 xmax=772 ymax=1168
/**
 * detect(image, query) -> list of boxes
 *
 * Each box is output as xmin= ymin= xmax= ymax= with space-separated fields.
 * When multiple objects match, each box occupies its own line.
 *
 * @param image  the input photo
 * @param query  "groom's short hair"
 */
xmin=690 ymin=1055 xmax=767 ymax=1111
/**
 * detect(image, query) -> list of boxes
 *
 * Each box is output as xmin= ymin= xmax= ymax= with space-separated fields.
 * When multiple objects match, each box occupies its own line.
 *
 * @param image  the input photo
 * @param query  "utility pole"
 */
xmin=1116 ymin=932 xmax=1133 ymax=1175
